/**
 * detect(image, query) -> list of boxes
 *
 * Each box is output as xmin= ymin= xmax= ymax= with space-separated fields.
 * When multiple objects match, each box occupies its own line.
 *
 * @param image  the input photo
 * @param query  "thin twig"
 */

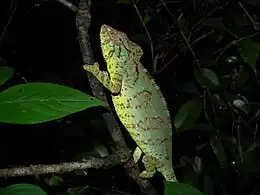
xmin=190 ymin=30 xmax=214 ymax=46
xmin=0 ymin=3 xmax=17 ymax=45
xmin=216 ymin=31 xmax=260 ymax=61
xmin=238 ymin=1 xmax=260 ymax=30
xmin=223 ymin=26 xmax=238 ymax=39
xmin=131 ymin=0 xmax=154 ymax=64
xmin=179 ymin=27 xmax=200 ymax=69
xmin=160 ymin=0 xmax=201 ymax=69
xmin=203 ymin=89 xmax=215 ymax=129
xmin=155 ymin=30 xmax=214 ymax=74
xmin=191 ymin=3 xmax=228 ymax=32
xmin=234 ymin=111 xmax=243 ymax=163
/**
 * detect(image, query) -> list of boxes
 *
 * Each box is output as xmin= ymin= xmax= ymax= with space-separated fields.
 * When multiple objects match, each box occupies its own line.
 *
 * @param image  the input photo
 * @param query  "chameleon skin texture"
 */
xmin=83 ymin=24 xmax=177 ymax=182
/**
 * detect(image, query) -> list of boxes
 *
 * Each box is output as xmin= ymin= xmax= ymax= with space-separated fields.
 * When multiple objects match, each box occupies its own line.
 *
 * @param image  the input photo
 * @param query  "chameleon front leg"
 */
xmin=139 ymin=155 xmax=156 ymax=179
xmin=83 ymin=62 xmax=123 ymax=94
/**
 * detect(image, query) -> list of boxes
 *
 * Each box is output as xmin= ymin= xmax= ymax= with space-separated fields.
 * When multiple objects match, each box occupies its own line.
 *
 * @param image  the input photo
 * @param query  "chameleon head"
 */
xmin=100 ymin=24 xmax=143 ymax=61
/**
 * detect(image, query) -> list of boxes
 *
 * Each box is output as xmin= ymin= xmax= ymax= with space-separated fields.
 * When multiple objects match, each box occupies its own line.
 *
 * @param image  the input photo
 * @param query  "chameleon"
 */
xmin=83 ymin=24 xmax=177 ymax=182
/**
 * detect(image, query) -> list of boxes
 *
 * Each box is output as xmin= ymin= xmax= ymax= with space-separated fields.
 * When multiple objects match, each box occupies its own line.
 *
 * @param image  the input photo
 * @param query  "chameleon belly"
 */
xmin=83 ymin=24 xmax=177 ymax=182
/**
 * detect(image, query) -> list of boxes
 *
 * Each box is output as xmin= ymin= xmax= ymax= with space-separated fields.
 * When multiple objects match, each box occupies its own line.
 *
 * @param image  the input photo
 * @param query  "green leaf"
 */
xmin=73 ymin=142 xmax=109 ymax=176
xmin=203 ymin=175 xmax=214 ymax=195
xmin=48 ymin=175 xmax=63 ymax=186
xmin=0 ymin=83 xmax=106 ymax=124
xmin=0 ymin=66 xmax=15 ymax=86
xmin=195 ymin=68 xmax=220 ymax=89
xmin=164 ymin=182 xmax=204 ymax=195
xmin=181 ymin=166 xmax=200 ymax=187
xmin=232 ymin=99 xmax=249 ymax=114
xmin=192 ymin=123 xmax=214 ymax=131
xmin=242 ymin=150 xmax=260 ymax=172
xmin=174 ymin=99 xmax=202 ymax=130
xmin=0 ymin=184 xmax=47 ymax=195
xmin=179 ymin=82 xmax=198 ymax=94
xmin=237 ymin=39 xmax=260 ymax=72
xmin=212 ymin=94 xmax=227 ymax=112
xmin=143 ymin=14 xmax=150 ymax=24
xmin=210 ymin=136 xmax=228 ymax=168
xmin=227 ymin=94 xmax=249 ymax=114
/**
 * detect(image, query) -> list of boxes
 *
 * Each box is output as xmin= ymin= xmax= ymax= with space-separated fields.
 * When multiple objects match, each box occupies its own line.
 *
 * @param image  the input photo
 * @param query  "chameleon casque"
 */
xmin=83 ymin=24 xmax=177 ymax=182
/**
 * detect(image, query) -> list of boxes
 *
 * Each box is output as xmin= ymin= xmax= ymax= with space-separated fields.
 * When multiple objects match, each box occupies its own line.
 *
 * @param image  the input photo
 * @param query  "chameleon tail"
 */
xmin=161 ymin=168 xmax=178 ymax=182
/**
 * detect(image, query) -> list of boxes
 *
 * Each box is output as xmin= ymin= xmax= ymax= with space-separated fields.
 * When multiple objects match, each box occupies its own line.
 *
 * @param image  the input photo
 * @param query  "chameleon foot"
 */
xmin=139 ymin=155 xmax=156 ymax=179
xmin=83 ymin=62 xmax=100 ymax=74
xmin=133 ymin=146 xmax=142 ymax=163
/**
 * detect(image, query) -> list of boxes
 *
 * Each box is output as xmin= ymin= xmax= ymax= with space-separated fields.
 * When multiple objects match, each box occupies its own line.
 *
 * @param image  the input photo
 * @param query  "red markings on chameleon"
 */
xmin=132 ymin=116 xmax=169 ymax=132
xmin=132 ymin=90 xmax=152 ymax=109
xmin=123 ymin=61 xmax=139 ymax=89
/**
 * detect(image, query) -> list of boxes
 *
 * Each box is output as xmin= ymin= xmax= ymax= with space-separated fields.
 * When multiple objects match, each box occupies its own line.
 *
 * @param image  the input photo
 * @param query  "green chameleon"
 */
xmin=83 ymin=24 xmax=177 ymax=182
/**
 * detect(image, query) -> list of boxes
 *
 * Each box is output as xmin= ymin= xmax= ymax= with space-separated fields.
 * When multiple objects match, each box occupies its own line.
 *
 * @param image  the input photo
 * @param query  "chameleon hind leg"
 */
xmin=139 ymin=155 xmax=156 ymax=179
xmin=133 ymin=146 xmax=142 ymax=163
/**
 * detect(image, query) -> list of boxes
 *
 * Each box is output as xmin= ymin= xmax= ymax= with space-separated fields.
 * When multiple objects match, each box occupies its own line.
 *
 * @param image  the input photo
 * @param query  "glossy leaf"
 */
xmin=203 ymin=175 xmax=214 ymax=195
xmin=232 ymin=95 xmax=249 ymax=114
xmin=195 ymin=68 xmax=220 ymax=89
xmin=210 ymin=136 xmax=228 ymax=168
xmin=164 ymin=182 xmax=204 ymax=195
xmin=212 ymin=94 xmax=227 ymax=112
xmin=174 ymin=99 xmax=202 ymax=130
xmin=0 ymin=83 xmax=106 ymax=124
xmin=181 ymin=166 xmax=200 ymax=187
xmin=237 ymin=39 xmax=260 ymax=72
xmin=0 ymin=184 xmax=47 ymax=195
xmin=48 ymin=175 xmax=63 ymax=186
xmin=179 ymin=82 xmax=198 ymax=94
xmin=0 ymin=66 xmax=15 ymax=86
xmin=242 ymin=151 xmax=260 ymax=173
xmin=192 ymin=123 xmax=214 ymax=131
xmin=192 ymin=156 xmax=203 ymax=173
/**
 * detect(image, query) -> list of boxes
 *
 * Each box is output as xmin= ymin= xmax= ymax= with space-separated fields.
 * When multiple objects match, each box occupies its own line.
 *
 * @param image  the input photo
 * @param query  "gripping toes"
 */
xmin=139 ymin=155 xmax=156 ymax=179
xmin=83 ymin=62 xmax=100 ymax=74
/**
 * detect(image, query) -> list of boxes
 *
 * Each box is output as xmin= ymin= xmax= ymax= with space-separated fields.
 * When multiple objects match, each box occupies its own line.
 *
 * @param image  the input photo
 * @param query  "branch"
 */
xmin=55 ymin=0 xmax=86 ymax=14
xmin=0 ymin=153 xmax=129 ymax=178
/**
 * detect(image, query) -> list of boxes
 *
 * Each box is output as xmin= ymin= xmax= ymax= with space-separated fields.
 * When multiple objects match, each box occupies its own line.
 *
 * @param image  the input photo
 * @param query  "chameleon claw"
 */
xmin=83 ymin=62 xmax=100 ymax=73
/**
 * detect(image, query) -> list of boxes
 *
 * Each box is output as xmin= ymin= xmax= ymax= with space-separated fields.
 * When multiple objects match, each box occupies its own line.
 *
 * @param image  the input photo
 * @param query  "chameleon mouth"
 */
xmin=101 ymin=24 xmax=111 ymax=31
xmin=100 ymin=24 xmax=116 ymax=43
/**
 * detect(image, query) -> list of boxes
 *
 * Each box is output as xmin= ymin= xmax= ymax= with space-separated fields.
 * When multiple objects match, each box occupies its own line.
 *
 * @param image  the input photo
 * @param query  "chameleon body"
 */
xmin=83 ymin=24 xmax=177 ymax=182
